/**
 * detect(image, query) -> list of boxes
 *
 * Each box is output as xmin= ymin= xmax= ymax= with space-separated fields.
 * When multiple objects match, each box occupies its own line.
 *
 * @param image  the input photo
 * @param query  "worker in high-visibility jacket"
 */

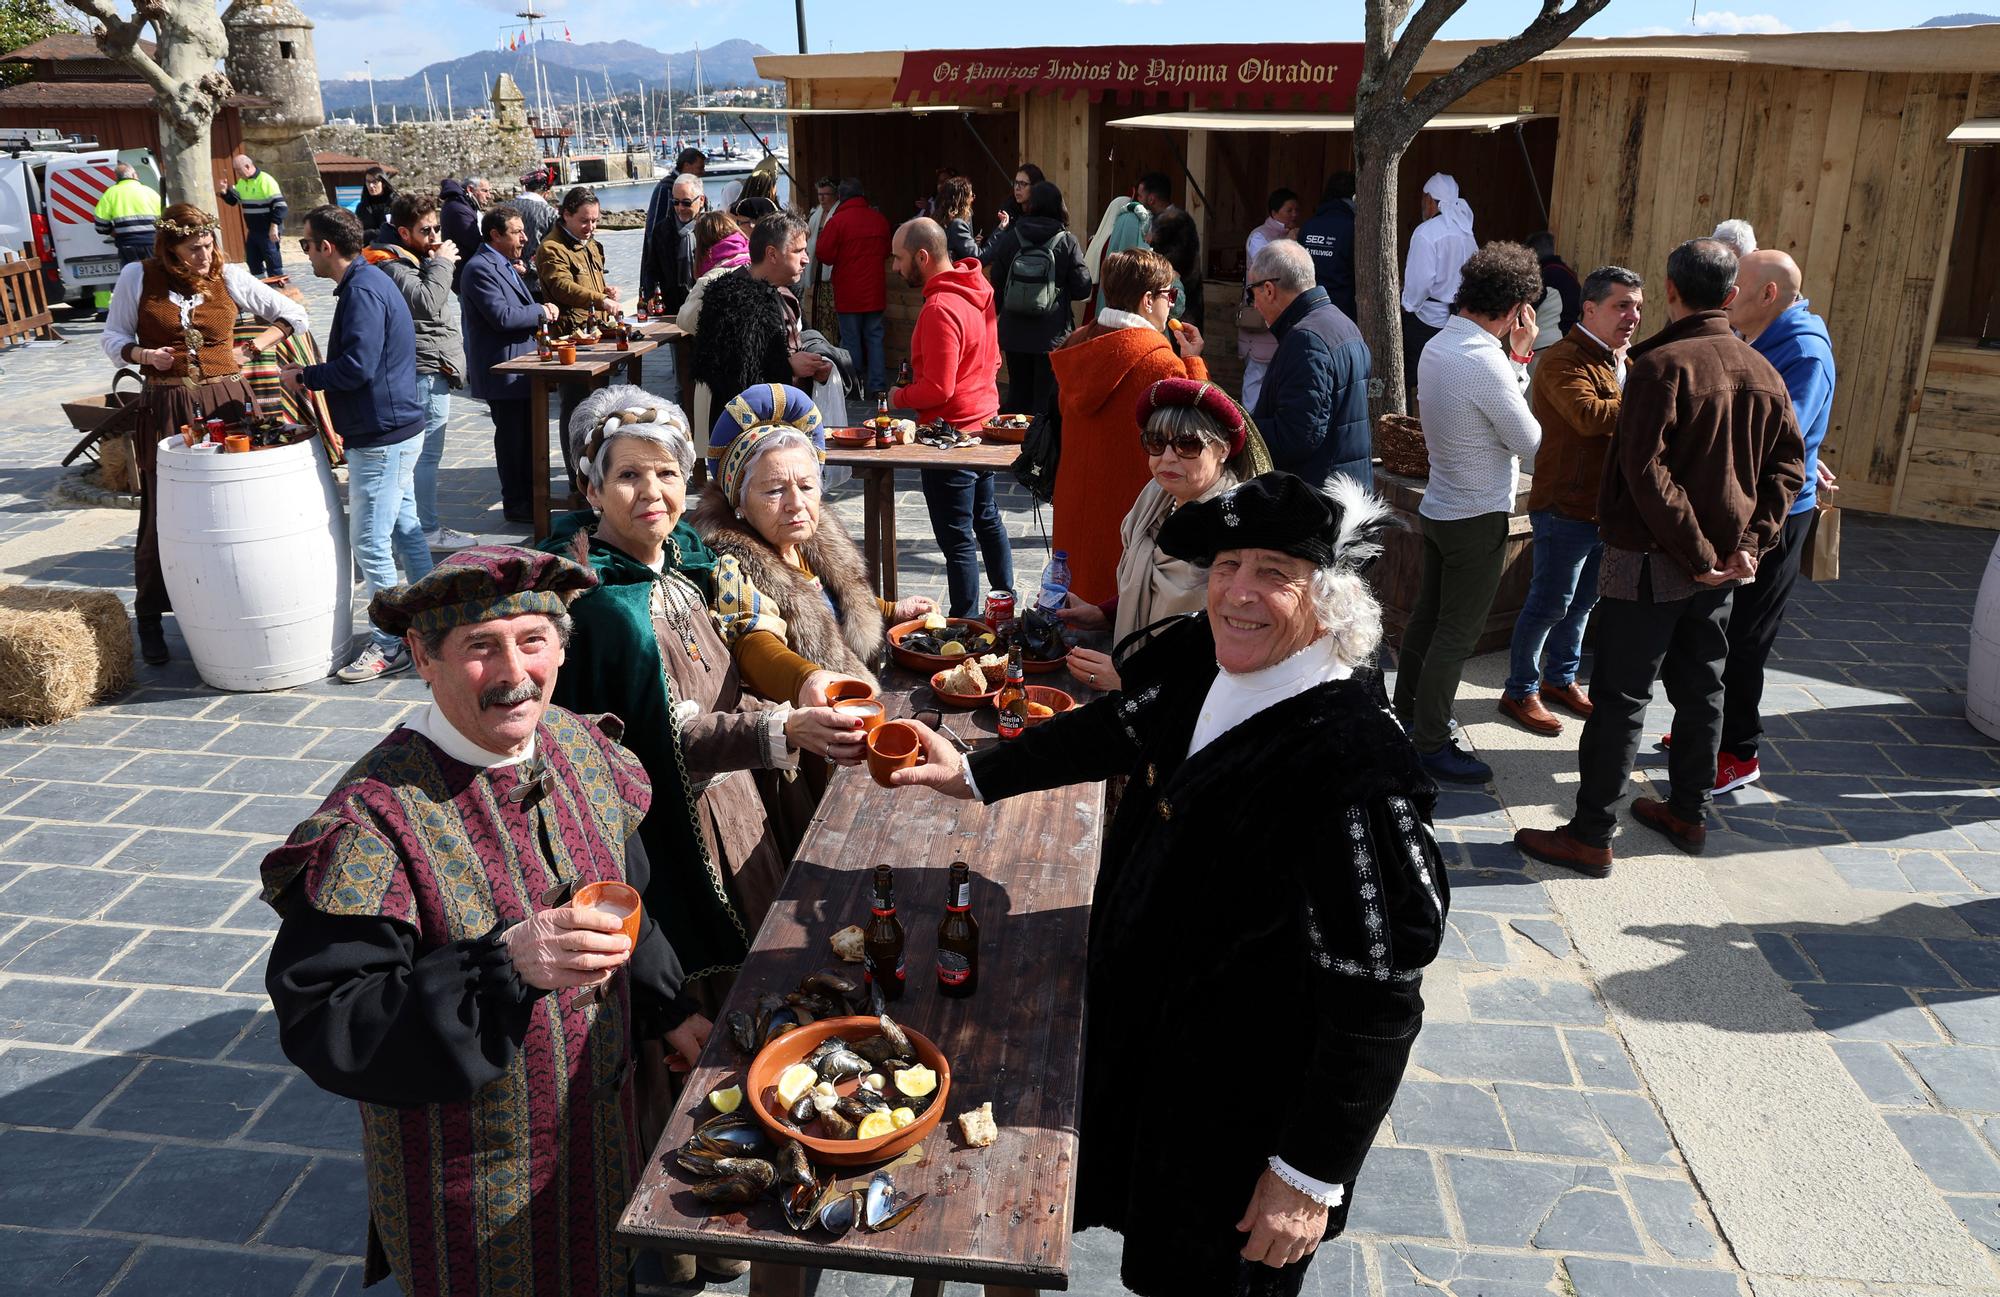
xmin=218 ymin=152 xmax=289 ymax=278
xmin=92 ymin=163 xmax=162 ymax=266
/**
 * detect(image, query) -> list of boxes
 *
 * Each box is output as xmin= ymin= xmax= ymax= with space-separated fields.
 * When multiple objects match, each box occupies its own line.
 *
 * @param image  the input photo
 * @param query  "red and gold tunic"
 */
xmin=261 ymin=706 xmax=668 ymax=1297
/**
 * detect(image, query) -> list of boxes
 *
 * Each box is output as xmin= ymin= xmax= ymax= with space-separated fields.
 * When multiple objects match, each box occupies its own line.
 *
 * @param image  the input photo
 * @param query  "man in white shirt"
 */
xmin=1393 ymin=241 xmax=1544 ymax=784
xmin=1400 ymin=173 xmax=1479 ymax=405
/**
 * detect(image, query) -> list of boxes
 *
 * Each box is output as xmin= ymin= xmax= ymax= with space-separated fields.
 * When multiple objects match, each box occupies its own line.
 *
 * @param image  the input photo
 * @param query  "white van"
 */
xmin=0 ymin=140 xmax=160 ymax=310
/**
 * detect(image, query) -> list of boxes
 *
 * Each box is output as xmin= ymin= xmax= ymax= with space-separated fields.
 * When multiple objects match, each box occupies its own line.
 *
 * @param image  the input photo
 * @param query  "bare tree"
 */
xmin=65 ymin=0 xmax=232 ymax=211
xmin=1354 ymin=0 xmax=1610 ymax=414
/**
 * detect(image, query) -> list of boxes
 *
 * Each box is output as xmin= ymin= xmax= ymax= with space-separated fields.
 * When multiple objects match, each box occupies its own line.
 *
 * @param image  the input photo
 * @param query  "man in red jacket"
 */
xmin=815 ymin=178 xmax=894 ymax=397
xmin=890 ymin=216 xmax=1013 ymax=617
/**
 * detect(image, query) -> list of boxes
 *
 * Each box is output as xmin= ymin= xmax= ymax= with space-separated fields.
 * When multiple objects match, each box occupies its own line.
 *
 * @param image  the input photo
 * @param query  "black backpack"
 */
xmin=1009 ymin=404 xmax=1060 ymax=505
xmin=1002 ymin=229 xmax=1066 ymax=318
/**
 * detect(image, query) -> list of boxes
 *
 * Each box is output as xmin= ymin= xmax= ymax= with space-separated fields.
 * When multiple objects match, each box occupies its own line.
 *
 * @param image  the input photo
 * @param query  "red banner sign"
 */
xmin=894 ymin=43 xmax=1363 ymax=109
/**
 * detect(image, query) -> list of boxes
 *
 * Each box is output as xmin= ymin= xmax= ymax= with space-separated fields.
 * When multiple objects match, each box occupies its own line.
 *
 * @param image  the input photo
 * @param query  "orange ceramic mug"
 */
xmin=832 ymin=697 xmax=885 ymax=737
xmin=823 ymin=677 xmax=878 ymax=705
xmin=866 ymin=719 xmax=926 ymax=788
xmin=223 ymin=434 xmax=252 ymax=454
xmin=556 ymin=342 xmax=577 ymax=365
xmin=572 ymin=880 xmax=642 ymax=951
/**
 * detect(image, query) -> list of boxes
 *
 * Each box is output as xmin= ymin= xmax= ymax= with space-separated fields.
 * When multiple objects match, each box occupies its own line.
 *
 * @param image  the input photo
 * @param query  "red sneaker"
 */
xmin=1715 ymin=753 xmax=1761 ymax=795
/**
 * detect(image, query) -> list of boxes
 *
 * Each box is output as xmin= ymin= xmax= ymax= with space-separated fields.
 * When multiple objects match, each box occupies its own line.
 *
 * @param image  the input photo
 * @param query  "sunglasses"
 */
xmin=673 ymin=198 xmax=699 ymax=208
xmin=1140 ymin=429 xmax=1215 ymax=459
xmin=1248 ymin=278 xmax=1279 ymax=292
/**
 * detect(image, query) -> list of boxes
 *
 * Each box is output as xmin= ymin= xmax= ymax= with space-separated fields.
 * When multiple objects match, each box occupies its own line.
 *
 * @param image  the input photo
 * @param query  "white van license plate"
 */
xmin=72 ymin=257 xmax=119 ymax=278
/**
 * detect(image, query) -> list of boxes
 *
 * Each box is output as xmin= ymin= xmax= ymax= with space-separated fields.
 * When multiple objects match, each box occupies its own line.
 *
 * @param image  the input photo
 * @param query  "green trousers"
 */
xmin=1391 ymin=510 xmax=1510 ymax=751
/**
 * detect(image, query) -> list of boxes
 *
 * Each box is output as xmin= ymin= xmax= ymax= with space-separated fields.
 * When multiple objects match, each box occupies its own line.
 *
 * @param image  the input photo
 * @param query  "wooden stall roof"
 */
xmin=758 ymin=25 xmax=2000 ymax=91
xmin=1108 ymin=110 xmax=1547 ymax=133
xmin=0 ymin=34 xmax=156 ymax=62
xmin=0 ymin=81 xmax=271 ymax=110
xmin=1949 ymin=118 xmax=2000 ymax=143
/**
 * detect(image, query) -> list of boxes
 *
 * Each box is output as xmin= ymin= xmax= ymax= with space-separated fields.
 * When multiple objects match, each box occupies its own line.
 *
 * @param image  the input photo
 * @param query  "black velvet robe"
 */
xmin=970 ymin=617 xmax=1450 ymax=1297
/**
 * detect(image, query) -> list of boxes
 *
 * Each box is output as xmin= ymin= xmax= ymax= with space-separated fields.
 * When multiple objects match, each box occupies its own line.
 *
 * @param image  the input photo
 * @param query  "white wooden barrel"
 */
xmin=1971 ymin=534 xmax=2000 ymax=740
xmin=156 ymin=436 xmax=352 ymax=692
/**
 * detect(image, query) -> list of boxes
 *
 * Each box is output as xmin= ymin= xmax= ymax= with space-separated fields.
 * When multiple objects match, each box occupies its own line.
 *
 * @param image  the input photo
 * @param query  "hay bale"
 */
xmin=0 ymin=585 xmax=134 ymax=725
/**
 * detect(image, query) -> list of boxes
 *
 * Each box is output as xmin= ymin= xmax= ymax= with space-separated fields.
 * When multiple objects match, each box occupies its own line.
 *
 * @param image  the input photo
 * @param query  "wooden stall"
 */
xmin=759 ymin=27 xmax=2000 ymax=527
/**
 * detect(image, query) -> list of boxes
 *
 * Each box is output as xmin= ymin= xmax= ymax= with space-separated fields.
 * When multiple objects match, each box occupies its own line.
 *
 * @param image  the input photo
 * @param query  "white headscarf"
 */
xmin=1423 ymin=173 xmax=1474 ymax=237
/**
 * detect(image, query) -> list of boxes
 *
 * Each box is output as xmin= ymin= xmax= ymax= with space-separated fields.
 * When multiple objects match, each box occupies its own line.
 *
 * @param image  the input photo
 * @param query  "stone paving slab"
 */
xmin=1 ymin=231 xmax=1998 ymax=1295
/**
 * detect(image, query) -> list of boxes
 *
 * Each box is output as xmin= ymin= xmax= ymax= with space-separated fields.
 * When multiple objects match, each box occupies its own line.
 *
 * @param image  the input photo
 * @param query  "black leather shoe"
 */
xmin=136 ymin=617 xmax=169 ymax=665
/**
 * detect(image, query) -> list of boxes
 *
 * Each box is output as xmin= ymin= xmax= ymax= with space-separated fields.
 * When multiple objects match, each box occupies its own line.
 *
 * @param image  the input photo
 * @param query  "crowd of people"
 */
xmin=76 ymin=139 xmax=1841 ymax=1297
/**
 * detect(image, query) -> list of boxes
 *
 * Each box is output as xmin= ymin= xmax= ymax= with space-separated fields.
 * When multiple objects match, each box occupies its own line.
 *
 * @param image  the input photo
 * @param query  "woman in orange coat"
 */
xmin=1047 ymin=248 xmax=1207 ymax=605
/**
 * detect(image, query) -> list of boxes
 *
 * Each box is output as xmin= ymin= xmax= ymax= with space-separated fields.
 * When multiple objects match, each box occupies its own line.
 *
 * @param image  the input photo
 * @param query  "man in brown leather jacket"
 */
xmin=1499 ymin=266 xmax=1644 ymax=735
xmin=1516 ymin=238 xmax=1804 ymax=877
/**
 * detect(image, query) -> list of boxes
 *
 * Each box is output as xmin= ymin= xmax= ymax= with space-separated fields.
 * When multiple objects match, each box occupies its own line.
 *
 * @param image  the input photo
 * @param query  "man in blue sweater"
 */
xmin=295 ymin=204 xmax=435 ymax=683
xmin=1712 ymin=249 xmax=1837 ymax=791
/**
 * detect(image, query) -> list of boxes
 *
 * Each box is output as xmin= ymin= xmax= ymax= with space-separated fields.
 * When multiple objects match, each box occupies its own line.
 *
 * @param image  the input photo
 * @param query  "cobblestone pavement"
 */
xmin=1 ymin=231 xmax=1998 ymax=1296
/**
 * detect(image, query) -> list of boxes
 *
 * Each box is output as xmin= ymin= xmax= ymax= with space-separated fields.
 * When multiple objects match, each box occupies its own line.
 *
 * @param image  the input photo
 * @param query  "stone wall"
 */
xmin=302 ymin=120 xmax=539 ymax=205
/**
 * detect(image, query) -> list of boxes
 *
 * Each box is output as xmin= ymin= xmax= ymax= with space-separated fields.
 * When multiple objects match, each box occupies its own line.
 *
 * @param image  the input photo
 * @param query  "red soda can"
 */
xmin=984 ymin=589 xmax=1016 ymax=627
xmin=204 ymin=418 xmax=226 ymax=443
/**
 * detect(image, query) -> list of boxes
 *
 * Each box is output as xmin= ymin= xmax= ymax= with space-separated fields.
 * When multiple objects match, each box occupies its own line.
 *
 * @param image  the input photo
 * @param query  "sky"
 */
xmin=298 ymin=0 xmax=1979 ymax=83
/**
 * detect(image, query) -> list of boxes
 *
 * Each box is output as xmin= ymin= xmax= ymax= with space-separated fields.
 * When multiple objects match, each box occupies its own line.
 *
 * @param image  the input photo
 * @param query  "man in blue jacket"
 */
xmin=1713 ymin=248 xmax=1838 ymax=792
xmin=461 ymin=205 xmax=560 ymax=526
xmin=294 ymin=204 xmax=435 ymax=683
xmin=1298 ymin=171 xmax=1357 ymax=321
xmin=1246 ymin=239 xmax=1373 ymax=490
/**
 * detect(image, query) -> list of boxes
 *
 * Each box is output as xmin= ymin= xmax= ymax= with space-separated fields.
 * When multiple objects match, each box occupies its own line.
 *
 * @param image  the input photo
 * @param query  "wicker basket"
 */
xmin=1377 ymin=413 xmax=1430 ymax=479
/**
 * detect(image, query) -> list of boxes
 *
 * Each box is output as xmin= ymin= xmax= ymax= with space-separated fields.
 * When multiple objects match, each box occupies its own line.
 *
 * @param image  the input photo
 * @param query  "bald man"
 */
xmin=890 ymin=217 xmax=1013 ymax=615
xmin=1710 ymin=249 xmax=1837 ymax=793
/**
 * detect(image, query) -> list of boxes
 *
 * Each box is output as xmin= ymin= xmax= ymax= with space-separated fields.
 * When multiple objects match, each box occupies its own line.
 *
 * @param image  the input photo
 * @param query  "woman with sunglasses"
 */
xmin=1046 ymin=247 xmax=1208 ymax=610
xmin=993 ymin=162 xmax=1045 ymax=231
xmin=1058 ymin=378 xmax=1271 ymax=692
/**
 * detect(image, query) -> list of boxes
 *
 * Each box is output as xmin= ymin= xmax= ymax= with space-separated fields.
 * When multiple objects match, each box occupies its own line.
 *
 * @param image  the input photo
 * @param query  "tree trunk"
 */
xmin=152 ymin=1 xmax=231 ymax=214
xmin=1353 ymin=131 xmax=1408 ymax=418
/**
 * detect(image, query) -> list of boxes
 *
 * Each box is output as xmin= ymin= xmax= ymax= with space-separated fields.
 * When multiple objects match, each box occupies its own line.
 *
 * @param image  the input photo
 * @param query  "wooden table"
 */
xmin=489 ymin=320 xmax=686 ymax=541
xmin=825 ymin=441 xmax=1019 ymax=601
xmin=620 ymin=669 xmax=1103 ymax=1294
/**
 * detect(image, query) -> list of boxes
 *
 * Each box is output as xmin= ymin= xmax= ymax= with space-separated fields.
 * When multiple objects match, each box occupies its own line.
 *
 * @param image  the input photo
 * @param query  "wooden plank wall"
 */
xmin=1547 ymin=64 xmax=1977 ymax=523
xmin=1902 ymin=345 xmax=2000 ymax=526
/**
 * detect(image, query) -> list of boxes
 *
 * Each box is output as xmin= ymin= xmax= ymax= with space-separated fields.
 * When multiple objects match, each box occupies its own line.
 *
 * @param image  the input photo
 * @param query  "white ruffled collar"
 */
xmin=403 ymin=701 xmax=536 ymax=768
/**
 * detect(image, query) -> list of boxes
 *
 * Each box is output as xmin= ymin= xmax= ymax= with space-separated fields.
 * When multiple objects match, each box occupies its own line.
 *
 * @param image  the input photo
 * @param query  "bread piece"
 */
xmin=830 ymin=925 xmax=867 ymax=962
xmin=941 ymin=660 xmax=987 ymax=696
xmin=958 ymin=1102 xmax=998 ymax=1148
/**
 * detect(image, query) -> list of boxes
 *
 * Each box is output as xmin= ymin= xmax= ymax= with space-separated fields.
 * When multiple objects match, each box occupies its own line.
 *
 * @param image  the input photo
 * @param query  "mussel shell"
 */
xmin=711 ymin=1156 xmax=777 ymax=1186
xmin=761 ymin=1009 xmax=801 ymax=1044
xmin=691 ymin=1172 xmax=767 ymax=1207
xmin=725 ymin=1010 xmax=758 ymax=1054
xmin=814 ymin=1187 xmax=860 ymax=1236
xmin=898 ymin=1087 xmax=937 ymax=1117
xmin=787 ymin=1094 xmax=818 ymax=1124
xmin=815 ymin=1049 xmax=869 ymax=1083
xmin=877 ymin=1014 xmax=913 ymax=1058
xmin=774 ymin=1138 xmax=814 ymax=1189
xmin=801 ymin=969 xmax=859 ymax=998
xmin=851 ymin=1035 xmax=900 ymax=1067
xmin=818 ymin=1109 xmax=856 ymax=1140
xmin=691 ymin=1117 xmax=770 ymax=1156
xmin=787 ymin=991 xmax=837 ymax=1019
xmin=861 ymin=1171 xmax=896 ymax=1227
xmin=865 ymin=1192 xmax=926 ymax=1233
xmin=834 ymin=1091 xmax=889 ymax=1122
xmin=675 ymin=1147 xmax=731 ymax=1177
xmin=805 ymin=1035 xmax=851 ymax=1066
xmin=782 ymin=1178 xmax=824 ymax=1232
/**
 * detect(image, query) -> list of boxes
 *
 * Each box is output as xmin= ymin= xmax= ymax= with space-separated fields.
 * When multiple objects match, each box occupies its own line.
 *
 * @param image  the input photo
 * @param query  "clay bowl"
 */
xmin=1014 ymin=685 xmax=1075 ymax=728
xmin=745 ymin=1015 xmax=951 ymax=1167
xmin=826 ymin=427 xmax=878 ymax=448
xmin=887 ymin=617 xmax=994 ymax=674
xmin=929 ymin=668 xmax=999 ymax=709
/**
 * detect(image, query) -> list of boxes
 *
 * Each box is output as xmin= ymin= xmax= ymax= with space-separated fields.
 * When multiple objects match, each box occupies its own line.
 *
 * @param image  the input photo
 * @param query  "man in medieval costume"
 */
xmin=260 ymin=546 xmax=708 ymax=1296
xmin=892 ymin=472 xmax=1450 ymax=1297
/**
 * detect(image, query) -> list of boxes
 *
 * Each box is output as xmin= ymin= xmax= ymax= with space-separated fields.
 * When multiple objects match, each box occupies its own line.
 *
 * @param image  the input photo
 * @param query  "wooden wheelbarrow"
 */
xmin=60 ymin=367 xmax=145 ymax=494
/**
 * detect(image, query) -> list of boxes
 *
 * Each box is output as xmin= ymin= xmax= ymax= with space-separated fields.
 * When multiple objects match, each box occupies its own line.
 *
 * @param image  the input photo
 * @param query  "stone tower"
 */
xmin=222 ymin=0 xmax=327 ymax=218
xmin=492 ymin=73 xmax=528 ymax=132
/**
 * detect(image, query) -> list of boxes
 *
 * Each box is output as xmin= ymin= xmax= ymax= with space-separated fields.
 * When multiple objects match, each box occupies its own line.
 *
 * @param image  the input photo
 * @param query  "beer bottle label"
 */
xmin=948 ymin=882 xmax=972 ymax=910
xmin=997 ymin=709 xmax=1023 ymax=740
xmin=936 ymin=950 xmax=972 ymax=985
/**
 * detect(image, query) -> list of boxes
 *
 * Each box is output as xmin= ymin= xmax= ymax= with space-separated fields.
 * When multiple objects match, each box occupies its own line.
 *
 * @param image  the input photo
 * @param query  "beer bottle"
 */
xmin=936 ymin=861 xmax=979 ymax=998
xmin=994 ymin=645 xmax=1027 ymax=741
xmin=896 ymin=358 xmax=913 ymax=391
xmin=863 ymin=864 xmax=906 ymax=1001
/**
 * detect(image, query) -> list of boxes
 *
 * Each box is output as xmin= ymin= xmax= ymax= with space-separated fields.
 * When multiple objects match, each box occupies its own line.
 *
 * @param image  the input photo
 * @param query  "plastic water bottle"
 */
xmin=1035 ymin=550 xmax=1072 ymax=613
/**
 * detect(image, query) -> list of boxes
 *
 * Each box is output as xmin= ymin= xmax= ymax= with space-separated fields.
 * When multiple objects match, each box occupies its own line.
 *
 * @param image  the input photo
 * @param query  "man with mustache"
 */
xmin=260 ymin=546 xmax=706 ymax=1297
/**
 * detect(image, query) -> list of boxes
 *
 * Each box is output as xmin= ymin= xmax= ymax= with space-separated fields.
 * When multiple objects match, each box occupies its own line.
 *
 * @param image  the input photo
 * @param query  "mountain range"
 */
xmin=318 ymin=39 xmax=774 ymax=115
xmin=1917 ymin=11 xmax=1999 ymax=21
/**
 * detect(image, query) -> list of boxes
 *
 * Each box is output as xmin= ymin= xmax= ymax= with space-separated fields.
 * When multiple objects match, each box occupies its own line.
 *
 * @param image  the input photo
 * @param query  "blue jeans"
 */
xmin=838 ymin=311 xmax=886 ymax=393
xmin=919 ymin=468 xmax=1014 ymax=617
xmin=1505 ymin=510 xmax=1603 ymax=699
xmin=414 ymin=373 xmax=451 ymax=532
xmin=347 ymin=437 xmax=435 ymax=649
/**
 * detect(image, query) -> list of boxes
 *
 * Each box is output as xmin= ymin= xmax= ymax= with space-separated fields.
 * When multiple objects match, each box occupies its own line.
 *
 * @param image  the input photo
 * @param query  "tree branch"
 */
xmin=72 ymin=0 xmax=178 ymax=104
xmin=1406 ymin=0 xmax=1610 ymax=125
xmin=1383 ymin=0 xmax=1473 ymax=96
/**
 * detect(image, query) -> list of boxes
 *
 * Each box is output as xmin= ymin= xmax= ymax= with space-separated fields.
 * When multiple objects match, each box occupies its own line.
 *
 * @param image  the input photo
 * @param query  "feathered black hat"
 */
xmin=1157 ymin=471 xmax=1391 ymax=571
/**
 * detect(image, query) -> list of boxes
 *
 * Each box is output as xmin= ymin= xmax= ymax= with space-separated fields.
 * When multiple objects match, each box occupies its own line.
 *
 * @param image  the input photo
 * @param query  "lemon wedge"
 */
xmin=708 ymin=1084 xmax=743 ymax=1115
xmin=856 ymin=1110 xmax=898 ymax=1140
xmin=893 ymin=1065 xmax=938 ymax=1099
xmin=940 ymin=641 xmax=967 ymax=657
xmin=891 ymin=1107 xmax=917 ymax=1129
xmin=776 ymin=1063 xmax=820 ymax=1109
xmin=921 ymin=612 xmax=948 ymax=631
